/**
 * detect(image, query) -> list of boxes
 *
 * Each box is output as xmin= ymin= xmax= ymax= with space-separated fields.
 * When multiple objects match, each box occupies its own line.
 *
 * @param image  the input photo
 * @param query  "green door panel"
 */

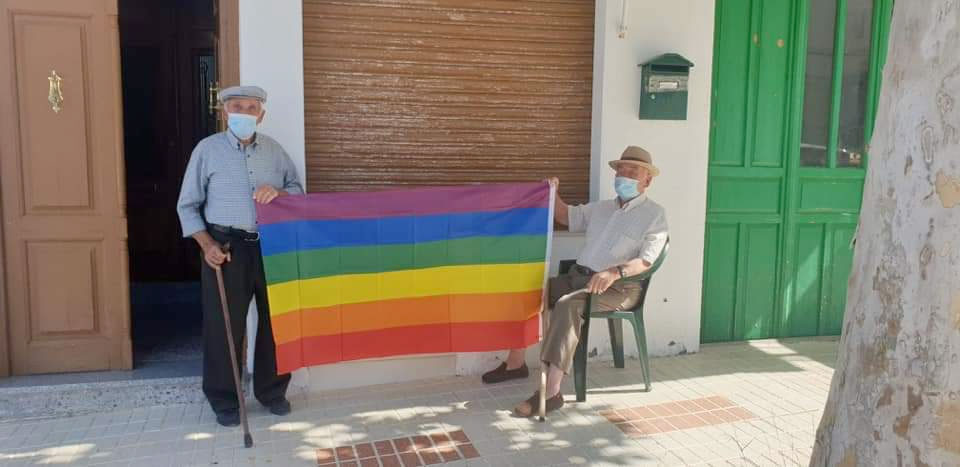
xmin=701 ymin=223 xmax=740 ymax=343
xmin=797 ymin=174 xmax=864 ymax=213
xmin=740 ymin=224 xmax=780 ymax=339
xmin=708 ymin=176 xmax=782 ymax=214
xmin=821 ymin=224 xmax=856 ymax=334
xmin=786 ymin=223 xmax=825 ymax=337
xmin=709 ymin=0 xmax=753 ymax=167
xmin=752 ymin=1 xmax=792 ymax=168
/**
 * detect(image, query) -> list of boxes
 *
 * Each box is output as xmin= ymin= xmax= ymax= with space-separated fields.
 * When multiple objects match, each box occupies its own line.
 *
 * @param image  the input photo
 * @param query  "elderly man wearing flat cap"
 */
xmin=481 ymin=146 xmax=669 ymax=416
xmin=177 ymin=85 xmax=303 ymax=426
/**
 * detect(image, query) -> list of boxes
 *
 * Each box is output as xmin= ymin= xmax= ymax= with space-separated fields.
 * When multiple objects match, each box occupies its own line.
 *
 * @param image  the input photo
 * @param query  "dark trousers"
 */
xmin=201 ymin=229 xmax=290 ymax=415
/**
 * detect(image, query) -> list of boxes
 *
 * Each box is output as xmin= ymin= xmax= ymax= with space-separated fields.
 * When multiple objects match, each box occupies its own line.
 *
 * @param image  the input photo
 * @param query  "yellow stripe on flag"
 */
xmin=267 ymin=262 xmax=545 ymax=316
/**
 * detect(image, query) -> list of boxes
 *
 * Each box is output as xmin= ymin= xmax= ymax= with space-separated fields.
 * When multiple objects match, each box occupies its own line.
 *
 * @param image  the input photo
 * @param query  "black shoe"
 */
xmin=216 ymin=410 xmax=240 ymax=427
xmin=266 ymin=398 xmax=291 ymax=416
xmin=481 ymin=362 xmax=529 ymax=384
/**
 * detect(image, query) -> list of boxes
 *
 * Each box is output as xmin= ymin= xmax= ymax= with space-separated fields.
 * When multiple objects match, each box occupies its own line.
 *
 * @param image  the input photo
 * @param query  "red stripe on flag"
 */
xmin=451 ymin=315 xmax=540 ymax=351
xmin=342 ymin=323 xmax=452 ymax=361
xmin=274 ymin=317 xmax=540 ymax=373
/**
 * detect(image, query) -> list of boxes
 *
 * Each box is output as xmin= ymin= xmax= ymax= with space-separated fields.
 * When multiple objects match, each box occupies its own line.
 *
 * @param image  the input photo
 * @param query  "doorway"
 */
xmin=700 ymin=0 xmax=893 ymax=343
xmin=119 ymin=0 xmax=218 ymax=372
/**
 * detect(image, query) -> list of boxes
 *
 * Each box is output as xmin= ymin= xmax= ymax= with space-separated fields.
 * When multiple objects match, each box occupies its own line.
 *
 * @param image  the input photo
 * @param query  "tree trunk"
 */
xmin=810 ymin=3 xmax=960 ymax=466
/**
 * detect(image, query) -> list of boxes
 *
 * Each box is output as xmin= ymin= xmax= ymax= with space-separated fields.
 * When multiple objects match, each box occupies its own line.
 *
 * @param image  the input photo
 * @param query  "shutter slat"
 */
xmin=303 ymin=0 xmax=594 ymax=203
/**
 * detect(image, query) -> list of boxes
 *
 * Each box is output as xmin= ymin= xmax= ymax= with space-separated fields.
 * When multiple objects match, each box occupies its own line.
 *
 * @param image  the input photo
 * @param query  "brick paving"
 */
xmin=317 ymin=430 xmax=480 ymax=466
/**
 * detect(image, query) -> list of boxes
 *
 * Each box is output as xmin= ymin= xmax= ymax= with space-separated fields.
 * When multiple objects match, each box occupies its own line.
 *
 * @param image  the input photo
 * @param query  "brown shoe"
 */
xmin=513 ymin=391 xmax=564 ymax=417
xmin=481 ymin=362 xmax=529 ymax=384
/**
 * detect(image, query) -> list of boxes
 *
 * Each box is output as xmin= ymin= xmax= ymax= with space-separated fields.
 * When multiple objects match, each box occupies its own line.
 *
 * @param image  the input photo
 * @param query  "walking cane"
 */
xmin=539 ymin=287 xmax=590 ymax=421
xmin=213 ymin=243 xmax=254 ymax=448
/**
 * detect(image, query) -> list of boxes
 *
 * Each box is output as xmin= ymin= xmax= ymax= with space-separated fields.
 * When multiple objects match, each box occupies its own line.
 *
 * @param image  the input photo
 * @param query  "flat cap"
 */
xmin=218 ymin=85 xmax=267 ymax=104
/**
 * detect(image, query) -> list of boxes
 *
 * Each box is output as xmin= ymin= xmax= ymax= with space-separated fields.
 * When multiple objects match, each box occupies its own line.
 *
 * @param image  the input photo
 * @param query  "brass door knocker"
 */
xmin=48 ymin=70 xmax=64 ymax=113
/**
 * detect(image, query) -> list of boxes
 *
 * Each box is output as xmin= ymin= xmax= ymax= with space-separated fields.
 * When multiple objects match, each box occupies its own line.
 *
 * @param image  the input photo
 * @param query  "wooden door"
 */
xmin=0 ymin=0 xmax=132 ymax=374
xmin=701 ymin=0 xmax=893 ymax=343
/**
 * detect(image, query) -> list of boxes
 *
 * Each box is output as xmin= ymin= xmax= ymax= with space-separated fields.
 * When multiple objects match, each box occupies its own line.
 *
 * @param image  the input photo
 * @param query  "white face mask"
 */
xmin=614 ymin=176 xmax=641 ymax=201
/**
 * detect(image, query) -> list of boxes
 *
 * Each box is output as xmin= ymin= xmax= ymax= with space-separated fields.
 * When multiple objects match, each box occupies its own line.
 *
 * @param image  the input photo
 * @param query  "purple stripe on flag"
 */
xmin=257 ymin=182 xmax=550 ymax=225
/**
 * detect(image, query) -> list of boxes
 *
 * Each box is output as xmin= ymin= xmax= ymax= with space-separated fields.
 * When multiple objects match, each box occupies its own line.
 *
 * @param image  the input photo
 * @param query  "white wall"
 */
xmin=238 ymin=0 xmax=306 ymax=187
xmin=237 ymin=0 xmax=715 ymax=389
xmin=587 ymin=0 xmax=714 ymax=358
xmin=238 ymin=0 xmax=310 ymax=387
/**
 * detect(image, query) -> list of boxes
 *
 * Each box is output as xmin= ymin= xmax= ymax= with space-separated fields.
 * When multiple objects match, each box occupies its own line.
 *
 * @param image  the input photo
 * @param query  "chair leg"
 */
xmin=573 ymin=313 xmax=592 ymax=403
xmin=631 ymin=314 xmax=652 ymax=392
xmin=608 ymin=319 xmax=625 ymax=369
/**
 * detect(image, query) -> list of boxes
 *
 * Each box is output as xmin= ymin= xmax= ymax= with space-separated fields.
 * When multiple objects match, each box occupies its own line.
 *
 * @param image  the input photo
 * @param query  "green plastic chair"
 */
xmin=564 ymin=238 xmax=669 ymax=402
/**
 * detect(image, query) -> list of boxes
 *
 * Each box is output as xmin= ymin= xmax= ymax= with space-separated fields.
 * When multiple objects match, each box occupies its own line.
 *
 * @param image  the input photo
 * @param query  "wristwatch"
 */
xmin=616 ymin=265 xmax=625 ymax=279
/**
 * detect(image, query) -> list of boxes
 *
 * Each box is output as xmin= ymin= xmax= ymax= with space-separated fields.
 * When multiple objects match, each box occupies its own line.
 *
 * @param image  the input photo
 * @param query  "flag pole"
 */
xmin=539 ymin=180 xmax=557 ymax=422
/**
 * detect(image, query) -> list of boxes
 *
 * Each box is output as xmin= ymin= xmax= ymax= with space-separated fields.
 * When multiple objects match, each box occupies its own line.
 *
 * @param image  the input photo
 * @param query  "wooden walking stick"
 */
xmin=213 ymin=243 xmax=254 ymax=448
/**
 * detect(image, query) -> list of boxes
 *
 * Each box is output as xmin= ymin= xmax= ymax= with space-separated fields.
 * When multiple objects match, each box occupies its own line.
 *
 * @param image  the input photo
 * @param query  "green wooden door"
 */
xmin=701 ymin=0 xmax=893 ymax=343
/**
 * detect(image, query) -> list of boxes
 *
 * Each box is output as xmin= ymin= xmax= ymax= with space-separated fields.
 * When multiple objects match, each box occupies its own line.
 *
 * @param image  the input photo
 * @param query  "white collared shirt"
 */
xmin=568 ymin=194 xmax=668 ymax=272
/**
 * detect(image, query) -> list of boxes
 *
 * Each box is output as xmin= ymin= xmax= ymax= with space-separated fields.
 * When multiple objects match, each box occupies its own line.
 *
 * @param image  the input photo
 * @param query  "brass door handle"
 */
xmin=48 ymin=70 xmax=63 ymax=113
xmin=208 ymin=80 xmax=221 ymax=116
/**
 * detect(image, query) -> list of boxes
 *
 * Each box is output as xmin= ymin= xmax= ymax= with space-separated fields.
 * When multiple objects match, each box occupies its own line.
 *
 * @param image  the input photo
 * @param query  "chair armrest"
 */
xmin=615 ymin=237 xmax=670 ymax=284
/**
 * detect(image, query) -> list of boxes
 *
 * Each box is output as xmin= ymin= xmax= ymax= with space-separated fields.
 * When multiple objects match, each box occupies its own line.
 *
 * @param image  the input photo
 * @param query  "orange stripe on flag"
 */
xmin=271 ymin=290 xmax=542 ymax=345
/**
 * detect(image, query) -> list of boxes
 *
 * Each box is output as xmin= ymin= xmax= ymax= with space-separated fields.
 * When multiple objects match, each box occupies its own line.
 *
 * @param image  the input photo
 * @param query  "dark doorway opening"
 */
xmin=120 ymin=0 xmax=219 ymax=374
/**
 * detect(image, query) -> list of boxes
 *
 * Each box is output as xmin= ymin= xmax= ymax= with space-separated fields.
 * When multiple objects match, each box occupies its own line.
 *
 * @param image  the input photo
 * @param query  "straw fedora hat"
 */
xmin=608 ymin=146 xmax=660 ymax=176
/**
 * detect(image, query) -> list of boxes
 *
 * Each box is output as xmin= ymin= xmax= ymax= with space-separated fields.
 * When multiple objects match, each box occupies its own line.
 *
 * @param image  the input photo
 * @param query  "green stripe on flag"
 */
xmin=263 ymin=235 xmax=548 ymax=285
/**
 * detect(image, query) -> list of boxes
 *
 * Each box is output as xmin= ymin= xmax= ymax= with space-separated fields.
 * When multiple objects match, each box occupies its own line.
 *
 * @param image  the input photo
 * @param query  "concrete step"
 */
xmin=0 ymin=375 xmax=204 ymax=421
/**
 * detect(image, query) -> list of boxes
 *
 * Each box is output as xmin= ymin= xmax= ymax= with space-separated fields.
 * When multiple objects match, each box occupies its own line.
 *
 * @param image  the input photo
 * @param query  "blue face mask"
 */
xmin=614 ymin=176 xmax=641 ymax=201
xmin=227 ymin=113 xmax=258 ymax=140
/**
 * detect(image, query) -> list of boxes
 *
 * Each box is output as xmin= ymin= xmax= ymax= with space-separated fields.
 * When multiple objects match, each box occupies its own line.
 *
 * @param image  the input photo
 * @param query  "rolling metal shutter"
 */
xmin=302 ymin=0 xmax=594 ymax=203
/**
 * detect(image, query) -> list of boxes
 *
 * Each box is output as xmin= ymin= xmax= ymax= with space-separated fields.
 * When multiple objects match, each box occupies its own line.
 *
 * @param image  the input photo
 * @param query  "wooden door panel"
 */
xmin=1 ymin=0 xmax=130 ymax=374
xmin=13 ymin=14 xmax=95 ymax=211
xmin=27 ymin=241 xmax=101 ymax=335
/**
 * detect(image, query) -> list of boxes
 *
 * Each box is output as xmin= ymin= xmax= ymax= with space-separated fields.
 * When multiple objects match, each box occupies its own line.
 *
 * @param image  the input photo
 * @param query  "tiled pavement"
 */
xmin=0 ymin=338 xmax=837 ymax=466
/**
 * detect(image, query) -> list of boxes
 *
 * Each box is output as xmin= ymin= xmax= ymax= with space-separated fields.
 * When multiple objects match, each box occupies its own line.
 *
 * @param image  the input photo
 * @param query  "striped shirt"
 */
xmin=568 ymin=194 xmax=668 ymax=272
xmin=176 ymin=131 xmax=303 ymax=237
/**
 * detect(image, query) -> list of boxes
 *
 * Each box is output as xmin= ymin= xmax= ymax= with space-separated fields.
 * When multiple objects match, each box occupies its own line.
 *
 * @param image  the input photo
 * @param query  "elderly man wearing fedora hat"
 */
xmin=482 ymin=146 xmax=669 ymax=417
xmin=177 ymin=85 xmax=303 ymax=426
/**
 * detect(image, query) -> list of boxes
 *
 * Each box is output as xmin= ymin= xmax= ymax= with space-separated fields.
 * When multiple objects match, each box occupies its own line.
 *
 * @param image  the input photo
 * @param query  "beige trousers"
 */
xmin=539 ymin=266 xmax=643 ymax=374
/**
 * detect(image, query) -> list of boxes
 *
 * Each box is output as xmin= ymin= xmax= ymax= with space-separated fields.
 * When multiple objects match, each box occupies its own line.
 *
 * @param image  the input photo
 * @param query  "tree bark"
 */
xmin=810 ymin=2 xmax=960 ymax=466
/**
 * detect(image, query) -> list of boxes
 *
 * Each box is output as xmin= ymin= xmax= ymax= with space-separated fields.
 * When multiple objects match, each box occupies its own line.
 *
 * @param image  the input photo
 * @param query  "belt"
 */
xmin=573 ymin=264 xmax=595 ymax=275
xmin=208 ymin=224 xmax=260 ymax=242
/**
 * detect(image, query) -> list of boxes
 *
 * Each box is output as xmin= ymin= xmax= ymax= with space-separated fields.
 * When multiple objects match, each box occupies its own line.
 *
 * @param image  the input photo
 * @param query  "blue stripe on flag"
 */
xmin=259 ymin=207 xmax=549 ymax=256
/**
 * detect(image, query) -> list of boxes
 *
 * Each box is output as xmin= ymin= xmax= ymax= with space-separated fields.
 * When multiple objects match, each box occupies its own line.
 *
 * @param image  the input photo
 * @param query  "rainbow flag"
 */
xmin=257 ymin=182 xmax=553 ymax=373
